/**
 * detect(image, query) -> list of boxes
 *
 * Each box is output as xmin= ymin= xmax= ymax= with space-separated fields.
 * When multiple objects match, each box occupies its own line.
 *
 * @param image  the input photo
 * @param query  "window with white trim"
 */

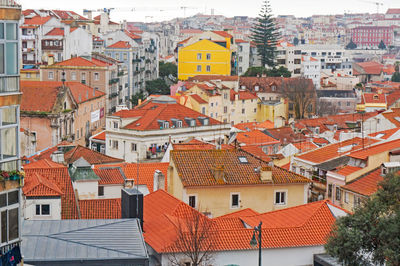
xmin=48 ymin=71 xmax=54 ymax=80
xmin=0 ymin=106 xmax=18 ymax=170
xmin=35 ymin=204 xmax=50 ymax=216
xmin=0 ymin=190 xmax=20 ymax=244
xmin=231 ymin=193 xmax=240 ymax=209
xmin=94 ymin=72 xmax=99 ymax=81
xmin=131 ymin=143 xmax=137 ymax=152
xmin=188 ymin=195 xmax=197 ymax=208
xmin=274 ymin=191 xmax=287 ymax=205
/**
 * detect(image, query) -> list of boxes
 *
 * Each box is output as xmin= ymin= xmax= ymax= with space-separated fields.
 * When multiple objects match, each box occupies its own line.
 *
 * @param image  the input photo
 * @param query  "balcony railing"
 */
xmin=0 ymin=0 xmax=20 ymax=7
xmin=0 ymin=76 xmax=19 ymax=93
xmin=22 ymin=59 xmax=35 ymax=65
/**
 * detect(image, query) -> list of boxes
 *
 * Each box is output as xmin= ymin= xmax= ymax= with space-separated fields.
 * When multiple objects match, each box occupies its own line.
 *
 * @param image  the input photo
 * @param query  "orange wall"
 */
xmin=20 ymin=116 xmax=52 ymax=151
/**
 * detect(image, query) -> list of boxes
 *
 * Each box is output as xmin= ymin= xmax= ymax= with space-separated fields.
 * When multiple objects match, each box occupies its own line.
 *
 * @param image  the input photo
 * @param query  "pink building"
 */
xmin=351 ymin=26 xmax=394 ymax=48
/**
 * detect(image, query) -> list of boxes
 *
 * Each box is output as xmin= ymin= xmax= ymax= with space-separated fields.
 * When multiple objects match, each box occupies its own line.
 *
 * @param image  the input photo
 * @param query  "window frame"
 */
xmin=35 ymin=203 xmax=50 ymax=216
xmin=274 ymin=190 xmax=287 ymax=206
xmin=98 ymin=186 xmax=104 ymax=197
xmin=188 ymin=194 xmax=197 ymax=209
xmin=230 ymin=192 xmax=240 ymax=209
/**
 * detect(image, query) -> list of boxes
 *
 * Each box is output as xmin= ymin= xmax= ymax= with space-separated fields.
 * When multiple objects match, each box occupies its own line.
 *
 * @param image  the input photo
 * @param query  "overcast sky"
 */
xmin=19 ymin=0 xmax=400 ymax=23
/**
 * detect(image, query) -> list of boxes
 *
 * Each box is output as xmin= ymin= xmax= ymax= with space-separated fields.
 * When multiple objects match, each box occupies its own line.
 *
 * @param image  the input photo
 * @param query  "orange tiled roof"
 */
xmin=240 ymin=145 xmax=272 ymax=162
xmin=107 ymin=41 xmax=132 ymax=49
xmin=355 ymin=61 xmax=383 ymax=75
xmin=292 ymin=141 xmax=318 ymax=153
xmin=24 ymin=166 xmax=79 ymax=219
xmin=348 ymin=138 xmax=400 ymax=160
xmin=342 ymin=168 xmax=383 ymax=196
xmin=212 ymin=30 xmax=233 ymax=38
xmin=382 ymin=108 xmax=400 ymax=127
xmin=369 ymin=127 xmax=400 ymax=139
xmin=361 ymin=93 xmax=386 ymax=104
xmin=236 ymin=130 xmax=280 ymax=146
xmin=296 ymin=137 xmax=380 ymax=164
xmin=112 ymin=99 xmax=222 ymax=131
xmin=92 ymin=131 xmax=106 ymax=141
xmin=23 ymin=172 xmax=63 ymax=197
xmin=144 ymin=190 xmax=347 ymax=253
xmin=94 ymin=167 xmax=125 ymax=185
xmin=79 ymin=198 xmax=121 ymax=219
xmin=20 ymin=81 xmax=60 ymax=112
xmin=26 ymin=141 xmax=73 ymax=163
xmin=189 ymin=94 xmax=208 ymax=104
xmin=96 ymin=162 xmax=169 ymax=192
xmin=23 ymin=159 xmax=64 ymax=169
xmin=66 ymin=81 xmax=105 ymax=104
xmin=124 ymin=30 xmax=141 ymax=40
xmin=52 ymin=56 xmax=108 ymax=67
xmin=335 ymin=165 xmax=362 ymax=176
xmin=171 ymin=149 xmax=309 ymax=187
xmin=188 ymin=75 xmax=239 ymax=82
xmin=45 ymin=27 xmax=77 ymax=36
xmin=24 ymin=16 xmax=52 ymax=26
xmin=64 ymin=145 xmax=124 ymax=165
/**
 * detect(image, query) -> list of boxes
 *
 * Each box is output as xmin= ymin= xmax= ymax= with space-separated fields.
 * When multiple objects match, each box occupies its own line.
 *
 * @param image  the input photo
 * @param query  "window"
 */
xmin=344 ymin=192 xmax=349 ymax=203
xmin=254 ymin=108 xmax=257 ymax=113
xmin=206 ymin=65 xmax=211 ymax=72
xmin=206 ymin=53 xmax=211 ymax=60
xmin=197 ymin=65 xmax=201 ymax=72
xmin=113 ymin=122 xmax=118 ymax=129
xmin=71 ymin=72 xmax=76 ymax=80
xmin=98 ymin=186 xmax=104 ymax=197
xmin=48 ymin=71 xmax=54 ymax=80
xmin=35 ymin=204 xmax=50 ymax=215
xmin=231 ymin=193 xmax=240 ymax=209
xmin=123 ymin=53 xmax=127 ymax=60
xmin=336 ymin=186 xmax=341 ymax=201
xmin=188 ymin=195 xmax=197 ymax=208
xmin=239 ymin=56 xmax=242 ymax=62
xmin=202 ymin=107 xmax=205 ymax=114
xmin=163 ymin=121 xmax=169 ymax=129
xmin=176 ymin=120 xmax=182 ymax=127
xmin=224 ymin=106 xmax=228 ymax=113
xmin=94 ymin=72 xmax=99 ymax=81
xmin=112 ymin=140 xmax=118 ymax=150
xmin=131 ymin=143 xmax=137 ymax=152
xmin=197 ymin=53 xmax=202 ymax=60
xmin=241 ymin=108 xmax=245 ymax=114
xmin=81 ymin=72 xmax=86 ymax=81
xmin=275 ymin=191 xmax=286 ymax=205
xmin=328 ymin=184 xmax=333 ymax=197
xmin=238 ymin=156 xmax=248 ymax=163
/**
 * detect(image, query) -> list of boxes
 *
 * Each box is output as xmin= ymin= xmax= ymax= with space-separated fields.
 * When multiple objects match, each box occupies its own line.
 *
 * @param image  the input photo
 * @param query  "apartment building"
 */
xmin=276 ymin=41 xmax=302 ymax=76
xmin=351 ymin=26 xmax=394 ymax=49
xmin=0 ymin=0 xmax=23 ymax=257
xmin=235 ymin=39 xmax=250 ymax=75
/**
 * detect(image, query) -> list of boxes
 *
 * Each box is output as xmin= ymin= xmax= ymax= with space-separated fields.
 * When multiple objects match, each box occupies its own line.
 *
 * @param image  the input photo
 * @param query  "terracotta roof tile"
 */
xmin=94 ymin=167 xmax=125 ymax=185
xmin=112 ymin=99 xmax=223 ymax=131
xmin=171 ymin=149 xmax=309 ymax=187
xmin=382 ymin=108 xmax=400 ymax=127
xmin=335 ymin=165 xmax=362 ymax=176
xmin=236 ymin=130 xmax=280 ymax=146
xmin=24 ymin=167 xmax=79 ymax=219
xmin=342 ymin=168 xmax=383 ymax=196
xmin=52 ymin=56 xmax=108 ymax=67
xmin=23 ymin=172 xmax=63 ymax=197
xmin=369 ymin=127 xmax=400 ymax=139
xmin=64 ymin=145 xmax=123 ymax=165
xmin=189 ymin=94 xmax=208 ymax=104
xmin=361 ymin=93 xmax=386 ymax=104
xmin=23 ymin=159 xmax=64 ymax=169
xmin=240 ymin=145 xmax=272 ymax=162
xmin=26 ymin=141 xmax=73 ymax=162
xmin=23 ymin=16 xmax=52 ymax=26
xmin=348 ymin=138 xmax=400 ymax=160
xmin=212 ymin=30 xmax=233 ymax=38
xmin=79 ymin=198 xmax=121 ymax=219
xmin=92 ymin=131 xmax=106 ymax=141
xmin=107 ymin=41 xmax=132 ymax=49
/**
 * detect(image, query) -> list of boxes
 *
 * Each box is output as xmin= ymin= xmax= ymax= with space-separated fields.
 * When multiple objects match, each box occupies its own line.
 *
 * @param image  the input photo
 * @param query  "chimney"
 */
xmin=213 ymin=165 xmax=225 ymax=184
xmin=121 ymin=188 xmax=144 ymax=229
xmin=153 ymin=170 xmax=165 ymax=192
xmin=260 ymin=166 xmax=273 ymax=182
xmin=48 ymin=55 xmax=55 ymax=66
xmin=50 ymin=150 xmax=64 ymax=164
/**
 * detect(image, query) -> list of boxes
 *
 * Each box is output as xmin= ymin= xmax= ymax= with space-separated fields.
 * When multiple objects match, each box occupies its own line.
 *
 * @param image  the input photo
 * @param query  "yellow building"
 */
xmin=168 ymin=149 xmax=310 ymax=217
xmin=356 ymin=92 xmax=387 ymax=112
xmin=257 ymin=97 xmax=288 ymax=126
xmin=20 ymin=69 xmax=40 ymax=81
xmin=178 ymin=38 xmax=232 ymax=81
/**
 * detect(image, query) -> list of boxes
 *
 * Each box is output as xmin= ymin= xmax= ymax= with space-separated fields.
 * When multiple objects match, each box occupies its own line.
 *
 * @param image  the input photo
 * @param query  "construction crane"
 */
xmin=357 ymin=0 xmax=384 ymax=14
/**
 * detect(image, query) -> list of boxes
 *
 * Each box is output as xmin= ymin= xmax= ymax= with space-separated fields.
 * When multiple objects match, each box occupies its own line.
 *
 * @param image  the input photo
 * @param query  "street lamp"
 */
xmin=250 ymin=221 xmax=262 ymax=266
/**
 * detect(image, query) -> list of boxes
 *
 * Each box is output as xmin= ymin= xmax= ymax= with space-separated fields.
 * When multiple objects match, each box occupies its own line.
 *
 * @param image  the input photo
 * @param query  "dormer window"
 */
xmin=176 ymin=120 xmax=182 ymax=128
xmin=271 ymin=85 xmax=276 ymax=91
xmin=315 ymin=126 xmax=320 ymax=134
xmin=163 ymin=121 xmax=169 ymax=129
xmin=255 ymin=86 xmax=259 ymax=91
xmin=373 ymin=94 xmax=379 ymax=100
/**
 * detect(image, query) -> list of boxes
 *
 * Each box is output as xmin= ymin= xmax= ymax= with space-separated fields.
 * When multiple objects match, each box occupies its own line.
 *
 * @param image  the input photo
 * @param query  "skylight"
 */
xmin=238 ymin=156 xmax=249 ymax=164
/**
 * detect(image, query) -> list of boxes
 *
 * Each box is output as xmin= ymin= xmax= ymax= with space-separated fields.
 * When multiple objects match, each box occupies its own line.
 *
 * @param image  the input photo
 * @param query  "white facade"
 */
xmin=236 ymin=41 xmax=250 ymax=76
xmin=159 ymin=245 xmax=325 ymax=266
xmin=24 ymin=198 xmax=62 ymax=220
xmin=302 ymin=56 xmax=321 ymax=89
xmin=276 ymin=42 xmax=302 ymax=76
xmin=100 ymin=184 xmax=124 ymax=199
xmin=73 ymin=180 xmax=99 ymax=200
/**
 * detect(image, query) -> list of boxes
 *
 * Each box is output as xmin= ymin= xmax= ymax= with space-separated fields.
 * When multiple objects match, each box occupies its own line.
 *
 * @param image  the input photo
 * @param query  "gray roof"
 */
xmin=315 ymin=156 xmax=350 ymax=172
xmin=22 ymin=219 xmax=148 ymax=264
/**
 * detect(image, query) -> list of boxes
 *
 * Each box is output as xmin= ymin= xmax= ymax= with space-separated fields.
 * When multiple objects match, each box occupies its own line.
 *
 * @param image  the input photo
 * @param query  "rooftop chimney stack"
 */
xmin=121 ymin=188 xmax=144 ymax=229
xmin=260 ymin=166 xmax=273 ymax=182
xmin=213 ymin=165 xmax=225 ymax=184
xmin=153 ymin=170 xmax=165 ymax=192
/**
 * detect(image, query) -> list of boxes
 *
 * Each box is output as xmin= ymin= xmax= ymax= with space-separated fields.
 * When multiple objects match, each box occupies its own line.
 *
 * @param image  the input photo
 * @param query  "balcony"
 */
xmin=42 ymin=40 xmax=63 ymax=51
xmin=22 ymin=59 xmax=35 ymax=65
xmin=109 ymin=78 xmax=119 ymax=85
xmin=0 ymin=76 xmax=19 ymax=93
xmin=22 ymin=48 xmax=34 ymax=53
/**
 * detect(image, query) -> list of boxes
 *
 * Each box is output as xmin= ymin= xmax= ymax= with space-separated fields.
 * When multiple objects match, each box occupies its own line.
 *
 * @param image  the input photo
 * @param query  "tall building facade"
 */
xmin=0 ymin=0 xmax=23 ymax=256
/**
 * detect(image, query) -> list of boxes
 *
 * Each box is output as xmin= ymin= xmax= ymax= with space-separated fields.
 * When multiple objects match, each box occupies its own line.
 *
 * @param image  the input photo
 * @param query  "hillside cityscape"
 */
xmin=0 ymin=0 xmax=399 ymax=265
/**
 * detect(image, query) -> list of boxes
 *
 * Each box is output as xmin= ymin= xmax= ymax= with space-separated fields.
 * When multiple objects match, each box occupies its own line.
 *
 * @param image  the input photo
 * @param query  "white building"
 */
xmin=106 ymin=96 xmax=231 ymax=162
xmin=235 ymin=39 xmax=250 ymax=75
xmin=302 ymin=55 xmax=321 ymax=89
xmin=276 ymin=41 xmax=302 ymax=76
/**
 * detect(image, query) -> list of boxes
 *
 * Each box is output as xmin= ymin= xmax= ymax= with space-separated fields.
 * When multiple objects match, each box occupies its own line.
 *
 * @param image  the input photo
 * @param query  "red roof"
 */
xmin=24 ymin=16 xmax=52 ymax=26
xmin=144 ymin=190 xmax=347 ymax=253
xmin=382 ymin=108 xmax=400 ymax=127
xmin=189 ymin=94 xmax=208 ymax=104
xmin=24 ymin=166 xmax=79 ymax=219
xmin=45 ymin=27 xmax=77 ymax=36
xmin=348 ymin=138 xmax=400 ymax=160
xmin=66 ymin=82 xmax=105 ymax=104
xmin=51 ymin=10 xmax=88 ymax=21
xmin=52 ymin=56 xmax=108 ymax=67
xmin=112 ymin=98 xmax=223 ymax=131
xmin=369 ymin=127 xmax=400 ymax=140
xmin=94 ymin=167 xmax=125 ymax=185
xmin=355 ymin=61 xmax=383 ymax=75
xmin=124 ymin=30 xmax=141 ymax=40
xmin=292 ymin=141 xmax=318 ymax=153
xmin=361 ymin=93 xmax=386 ymax=104
xmin=212 ymin=30 xmax=233 ymax=38
xmin=342 ymin=168 xmax=383 ymax=196
xmin=23 ymin=159 xmax=64 ymax=169
xmin=240 ymin=145 xmax=272 ymax=162
xmin=235 ymin=39 xmax=249 ymax=43
xmin=79 ymin=198 xmax=121 ymax=219
xmin=386 ymin=8 xmax=400 ymax=14
xmin=96 ymin=162 xmax=169 ymax=192
xmin=335 ymin=165 xmax=362 ymax=176
xmin=92 ymin=131 xmax=106 ymax=141
xmin=296 ymin=137 xmax=380 ymax=164
xmin=23 ymin=172 xmax=63 ymax=197
xmin=64 ymin=145 xmax=124 ymax=165
xmin=236 ymin=130 xmax=280 ymax=146
xmin=107 ymin=41 xmax=132 ymax=49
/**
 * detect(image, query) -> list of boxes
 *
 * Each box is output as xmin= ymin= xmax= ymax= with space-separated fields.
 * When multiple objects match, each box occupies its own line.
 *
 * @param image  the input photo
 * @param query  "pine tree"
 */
xmin=251 ymin=0 xmax=279 ymax=67
xmin=345 ymin=39 xmax=357 ymax=49
xmin=378 ymin=40 xmax=386 ymax=50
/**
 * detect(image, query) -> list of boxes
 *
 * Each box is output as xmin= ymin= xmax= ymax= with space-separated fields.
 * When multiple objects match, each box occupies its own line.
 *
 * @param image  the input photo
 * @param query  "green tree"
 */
xmin=159 ymin=61 xmax=177 ymax=78
xmin=293 ymin=37 xmax=299 ymax=46
xmin=242 ymin=66 xmax=291 ymax=77
xmin=392 ymin=63 xmax=400 ymax=82
xmin=130 ymin=90 xmax=146 ymax=106
xmin=251 ymin=0 xmax=279 ymax=67
xmin=145 ymin=78 xmax=170 ymax=95
xmin=345 ymin=39 xmax=357 ymax=49
xmin=378 ymin=40 xmax=386 ymax=50
xmin=325 ymin=173 xmax=400 ymax=265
